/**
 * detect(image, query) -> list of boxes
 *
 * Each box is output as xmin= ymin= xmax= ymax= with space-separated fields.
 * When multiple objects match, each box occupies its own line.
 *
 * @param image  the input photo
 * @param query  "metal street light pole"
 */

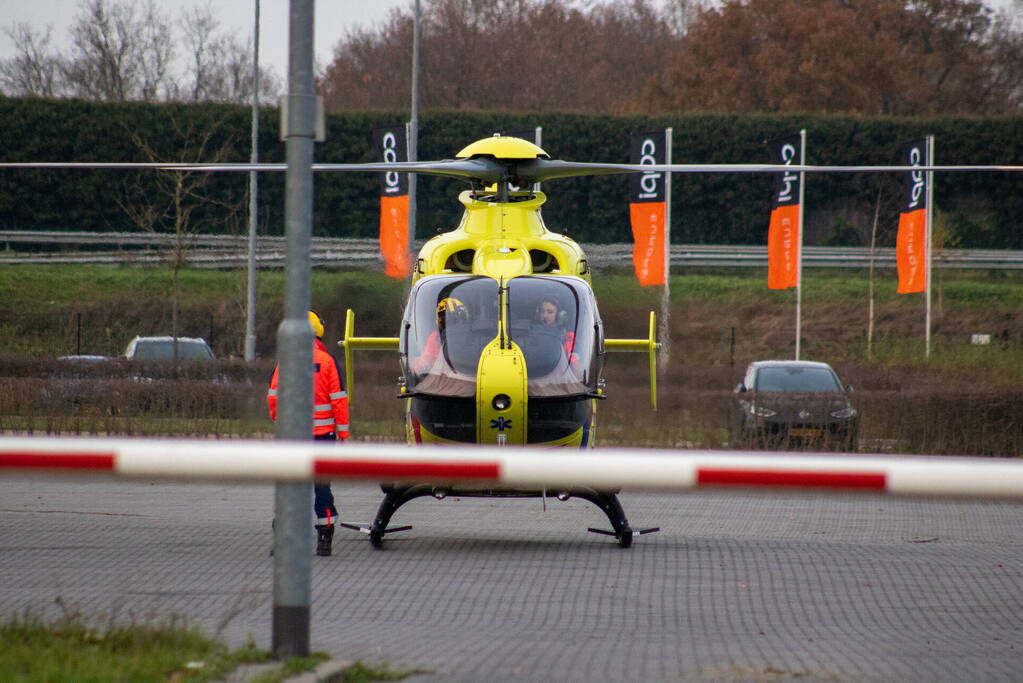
xmin=245 ymin=0 xmax=261 ymax=362
xmin=272 ymin=0 xmax=315 ymax=659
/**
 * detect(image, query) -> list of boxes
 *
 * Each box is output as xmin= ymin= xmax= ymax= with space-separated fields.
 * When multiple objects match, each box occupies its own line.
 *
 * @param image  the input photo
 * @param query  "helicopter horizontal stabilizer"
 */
xmin=604 ymin=312 xmax=660 ymax=410
xmin=339 ymin=309 xmax=399 ymax=407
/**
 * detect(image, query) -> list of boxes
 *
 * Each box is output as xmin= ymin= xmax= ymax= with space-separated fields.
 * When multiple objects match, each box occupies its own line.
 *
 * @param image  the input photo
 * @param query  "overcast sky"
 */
xmin=0 ymin=0 xmax=410 ymax=79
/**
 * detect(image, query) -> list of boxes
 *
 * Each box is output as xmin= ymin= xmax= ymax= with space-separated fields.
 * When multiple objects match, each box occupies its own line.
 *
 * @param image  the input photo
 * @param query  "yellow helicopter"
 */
xmin=336 ymin=135 xmax=661 ymax=548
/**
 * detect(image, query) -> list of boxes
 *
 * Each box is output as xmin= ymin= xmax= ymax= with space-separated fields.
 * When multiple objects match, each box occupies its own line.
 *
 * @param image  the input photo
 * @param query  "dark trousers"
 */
xmin=313 ymin=432 xmax=339 ymax=525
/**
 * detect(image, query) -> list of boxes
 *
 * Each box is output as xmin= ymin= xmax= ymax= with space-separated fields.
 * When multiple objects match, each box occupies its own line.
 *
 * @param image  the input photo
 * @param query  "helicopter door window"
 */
xmin=506 ymin=277 xmax=601 ymax=397
xmin=403 ymin=276 xmax=499 ymax=398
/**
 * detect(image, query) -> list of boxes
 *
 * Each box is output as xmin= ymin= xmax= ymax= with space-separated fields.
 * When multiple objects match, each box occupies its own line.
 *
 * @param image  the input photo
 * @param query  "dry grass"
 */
xmin=4 ymin=351 xmax=1020 ymax=456
xmin=3 ymin=267 xmax=1021 ymax=455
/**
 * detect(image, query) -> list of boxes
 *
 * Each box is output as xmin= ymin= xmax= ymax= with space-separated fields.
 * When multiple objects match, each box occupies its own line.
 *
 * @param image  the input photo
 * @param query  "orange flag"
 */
xmin=374 ymin=126 xmax=411 ymax=279
xmin=767 ymin=204 xmax=800 ymax=289
xmin=630 ymin=202 xmax=666 ymax=286
xmin=896 ymin=140 xmax=928 ymax=294
xmin=379 ymin=194 xmax=410 ymax=278
xmin=766 ymin=134 xmax=802 ymax=290
xmin=629 ymin=131 xmax=668 ymax=286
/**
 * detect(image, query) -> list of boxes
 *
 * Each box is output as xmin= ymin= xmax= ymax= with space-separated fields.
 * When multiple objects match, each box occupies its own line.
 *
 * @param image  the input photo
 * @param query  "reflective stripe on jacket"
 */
xmin=267 ymin=338 xmax=350 ymax=438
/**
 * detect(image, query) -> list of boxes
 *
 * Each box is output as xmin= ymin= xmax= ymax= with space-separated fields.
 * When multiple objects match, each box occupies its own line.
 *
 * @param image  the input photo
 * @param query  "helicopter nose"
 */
xmin=476 ymin=341 xmax=526 ymax=445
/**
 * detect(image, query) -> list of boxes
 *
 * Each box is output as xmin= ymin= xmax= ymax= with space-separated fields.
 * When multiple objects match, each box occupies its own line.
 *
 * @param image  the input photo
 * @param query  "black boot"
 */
xmin=315 ymin=525 xmax=334 ymax=556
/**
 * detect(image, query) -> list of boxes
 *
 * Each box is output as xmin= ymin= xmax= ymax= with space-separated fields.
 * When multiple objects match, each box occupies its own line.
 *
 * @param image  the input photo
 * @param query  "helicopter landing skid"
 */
xmin=348 ymin=484 xmax=657 ymax=549
xmin=340 ymin=483 xmax=436 ymax=549
xmin=339 ymin=521 xmax=414 ymax=549
xmin=568 ymin=489 xmax=660 ymax=548
xmin=586 ymin=526 xmax=661 ymax=548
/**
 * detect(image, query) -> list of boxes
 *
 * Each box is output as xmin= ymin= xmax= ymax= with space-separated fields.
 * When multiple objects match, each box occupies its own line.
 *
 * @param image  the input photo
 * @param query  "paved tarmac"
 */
xmin=1 ymin=476 xmax=1021 ymax=682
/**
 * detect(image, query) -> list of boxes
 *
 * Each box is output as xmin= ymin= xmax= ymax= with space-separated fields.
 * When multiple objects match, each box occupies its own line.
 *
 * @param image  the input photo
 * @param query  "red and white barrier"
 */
xmin=1 ymin=436 xmax=1022 ymax=499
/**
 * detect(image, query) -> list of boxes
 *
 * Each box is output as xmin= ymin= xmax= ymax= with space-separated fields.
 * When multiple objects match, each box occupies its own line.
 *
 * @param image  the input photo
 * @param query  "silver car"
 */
xmin=124 ymin=336 xmax=214 ymax=362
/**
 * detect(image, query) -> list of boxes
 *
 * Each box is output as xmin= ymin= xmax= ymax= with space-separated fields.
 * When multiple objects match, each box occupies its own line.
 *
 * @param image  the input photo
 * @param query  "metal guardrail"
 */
xmin=586 ymin=243 xmax=1023 ymax=269
xmin=3 ymin=230 xmax=1023 ymax=269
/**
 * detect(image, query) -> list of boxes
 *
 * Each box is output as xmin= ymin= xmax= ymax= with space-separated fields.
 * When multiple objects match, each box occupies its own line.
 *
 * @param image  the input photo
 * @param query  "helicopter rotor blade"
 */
xmin=512 ymin=159 xmax=1023 ymax=182
xmin=3 ymin=158 xmax=1023 ymax=182
xmin=0 ymin=157 xmax=511 ymax=183
xmin=156 ymin=158 xmax=510 ymax=183
xmin=168 ymin=159 xmax=1023 ymax=182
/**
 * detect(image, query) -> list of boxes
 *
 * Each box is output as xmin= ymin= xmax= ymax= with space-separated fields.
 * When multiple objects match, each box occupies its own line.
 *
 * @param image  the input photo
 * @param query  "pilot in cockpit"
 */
xmin=537 ymin=296 xmax=578 ymax=366
xmin=413 ymin=297 xmax=469 ymax=374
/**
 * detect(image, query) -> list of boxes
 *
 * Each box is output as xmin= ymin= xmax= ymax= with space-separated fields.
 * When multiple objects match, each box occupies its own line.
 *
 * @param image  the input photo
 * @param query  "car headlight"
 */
xmin=830 ymin=406 xmax=857 ymax=419
xmin=749 ymin=405 xmax=777 ymax=418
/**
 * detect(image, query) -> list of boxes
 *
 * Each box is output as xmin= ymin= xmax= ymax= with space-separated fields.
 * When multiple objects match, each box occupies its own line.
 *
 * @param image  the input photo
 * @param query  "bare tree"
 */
xmin=220 ymin=36 xmax=283 ymax=105
xmin=61 ymin=0 xmax=175 ymax=101
xmin=118 ymin=113 xmax=243 ymax=361
xmin=179 ymin=4 xmax=281 ymax=104
xmin=180 ymin=3 xmax=224 ymax=102
xmin=2 ymin=0 xmax=283 ymax=103
xmin=0 ymin=23 xmax=64 ymax=97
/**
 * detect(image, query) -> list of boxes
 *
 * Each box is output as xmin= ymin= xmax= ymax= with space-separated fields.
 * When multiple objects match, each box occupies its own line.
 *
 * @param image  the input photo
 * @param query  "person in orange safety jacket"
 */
xmin=267 ymin=311 xmax=349 ymax=556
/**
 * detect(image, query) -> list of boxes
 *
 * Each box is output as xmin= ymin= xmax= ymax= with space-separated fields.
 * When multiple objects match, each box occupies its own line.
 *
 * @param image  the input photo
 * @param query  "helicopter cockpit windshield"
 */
xmin=400 ymin=275 xmax=602 ymax=399
xmin=402 ymin=276 xmax=499 ymax=397
xmin=506 ymin=276 xmax=600 ymax=397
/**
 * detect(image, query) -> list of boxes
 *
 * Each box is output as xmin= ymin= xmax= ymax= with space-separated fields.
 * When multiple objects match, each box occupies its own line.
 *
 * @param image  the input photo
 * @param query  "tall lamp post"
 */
xmin=245 ymin=0 xmax=261 ymax=362
xmin=272 ymin=0 xmax=316 ymax=659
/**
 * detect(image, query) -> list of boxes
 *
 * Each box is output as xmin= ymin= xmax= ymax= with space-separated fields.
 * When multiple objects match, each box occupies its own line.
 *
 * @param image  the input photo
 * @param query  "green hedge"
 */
xmin=2 ymin=98 xmax=1023 ymax=247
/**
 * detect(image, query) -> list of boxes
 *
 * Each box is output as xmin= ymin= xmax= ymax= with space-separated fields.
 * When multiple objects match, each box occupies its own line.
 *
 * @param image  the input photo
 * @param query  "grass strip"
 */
xmin=1 ymin=610 xmax=268 ymax=683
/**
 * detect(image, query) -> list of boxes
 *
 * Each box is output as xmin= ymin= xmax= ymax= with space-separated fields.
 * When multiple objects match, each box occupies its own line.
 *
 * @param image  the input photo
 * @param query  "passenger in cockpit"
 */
xmin=413 ymin=297 xmax=469 ymax=374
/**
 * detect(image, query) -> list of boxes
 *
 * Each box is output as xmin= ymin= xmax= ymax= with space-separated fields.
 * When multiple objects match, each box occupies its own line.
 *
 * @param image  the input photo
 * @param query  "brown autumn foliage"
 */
xmin=319 ymin=0 xmax=1023 ymax=117
xmin=634 ymin=0 xmax=1023 ymax=115
xmin=320 ymin=0 xmax=682 ymax=114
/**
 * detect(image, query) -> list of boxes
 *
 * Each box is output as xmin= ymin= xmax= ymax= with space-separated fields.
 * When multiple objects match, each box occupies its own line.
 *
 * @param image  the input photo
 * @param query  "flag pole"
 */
xmin=795 ymin=129 xmax=806 ymax=360
xmin=659 ymin=127 xmax=672 ymax=368
xmin=405 ymin=0 xmax=421 ymax=302
xmin=925 ymin=135 xmax=934 ymax=358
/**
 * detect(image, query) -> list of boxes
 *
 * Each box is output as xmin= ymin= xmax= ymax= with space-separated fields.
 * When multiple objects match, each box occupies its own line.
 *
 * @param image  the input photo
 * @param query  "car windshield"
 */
xmin=754 ymin=366 xmax=841 ymax=392
xmin=131 ymin=340 xmax=213 ymax=361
